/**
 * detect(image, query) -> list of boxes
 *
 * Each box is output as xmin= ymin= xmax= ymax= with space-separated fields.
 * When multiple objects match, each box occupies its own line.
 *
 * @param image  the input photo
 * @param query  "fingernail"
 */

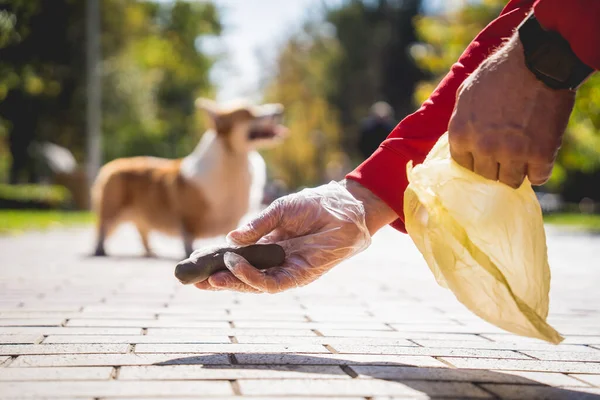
xmin=223 ymin=252 xmax=245 ymax=270
xmin=226 ymin=231 xmax=245 ymax=245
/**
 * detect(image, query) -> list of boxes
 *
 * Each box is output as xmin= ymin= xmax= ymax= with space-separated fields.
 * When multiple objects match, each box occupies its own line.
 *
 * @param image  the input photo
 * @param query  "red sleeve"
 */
xmin=346 ymin=0 xmax=534 ymax=233
xmin=534 ymin=0 xmax=600 ymax=70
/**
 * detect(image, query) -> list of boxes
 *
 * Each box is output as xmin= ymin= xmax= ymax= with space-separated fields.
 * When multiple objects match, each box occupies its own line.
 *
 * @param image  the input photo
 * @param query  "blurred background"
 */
xmin=0 ymin=0 xmax=598 ymax=234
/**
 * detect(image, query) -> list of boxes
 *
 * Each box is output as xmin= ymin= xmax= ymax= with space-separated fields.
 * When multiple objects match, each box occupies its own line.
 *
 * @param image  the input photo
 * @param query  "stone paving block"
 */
xmin=10 ymin=353 xmax=231 ymax=367
xmin=134 ymin=343 xmax=328 ymax=354
xmin=351 ymin=365 xmax=588 ymax=387
xmin=522 ymin=350 xmax=600 ymax=362
xmin=0 ymin=319 xmax=66 ymax=327
xmin=154 ymin=308 xmax=228 ymax=316
xmin=0 ymin=344 xmax=129 ymax=355
xmin=238 ymin=378 xmax=491 ymax=398
xmin=577 ymin=388 xmax=600 ymax=396
xmin=109 ymin=398 xmax=361 ymax=400
xmin=412 ymin=339 xmax=595 ymax=352
xmin=235 ymin=353 xmax=447 ymax=367
xmin=0 ymin=380 xmax=233 ymax=397
xmin=160 ymin=313 xmax=307 ymax=322
xmin=145 ymin=327 xmax=317 ymax=337
xmin=44 ymin=335 xmax=231 ymax=344
xmin=330 ymin=344 xmax=529 ymax=359
xmin=570 ymin=374 xmax=600 ymax=387
xmin=388 ymin=324 xmax=505 ymax=334
xmin=0 ymin=327 xmax=142 ymax=335
xmin=492 ymin=370 xmax=592 ymax=387
xmin=234 ymin=336 xmax=417 ymax=347
xmin=81 ymin=306 xmax=166 ymax=313
xmin=118 ymin=364 xmax=350 ymax=380
xmin=562 ymin=337 xmax=600 ymax=345
xmin=66 ymin=319 xmax=230 ymax=328
xmin=481 ymin=383 xmax=598 ymax=399
xmin=483 ymin=334 xmax=600 ymax=345
xmin=0 ymin=367 xmax=113 ymax=381
xmin=0 ymin=312 xmax=80 ymax=319
xmin=315 ymin=329 xmax=488 ymax=341
xmin=0 ymin=334 xmax=43 ymax=344
xmin=0 ymin=307 xmax=83 ymax=312
xmin=0 ymin=397 xmax=93 ymax=400
xmin=77 ymin=312 xmax=158 ymax=319
xmin=441 ymin=357 xmax=600 ymax=374
xmin=231 ymin=321 xmax=392 ymax=330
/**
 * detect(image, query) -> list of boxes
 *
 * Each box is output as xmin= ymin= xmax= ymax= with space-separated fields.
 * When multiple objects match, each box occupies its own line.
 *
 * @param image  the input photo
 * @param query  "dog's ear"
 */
xmin=195 ymin=98 xmax=219 ymax=119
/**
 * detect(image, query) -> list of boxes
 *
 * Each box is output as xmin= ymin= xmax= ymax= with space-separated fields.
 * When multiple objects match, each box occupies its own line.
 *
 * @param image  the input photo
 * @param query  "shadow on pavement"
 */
xmin=155 ymin=353 xmax=600 ymax=399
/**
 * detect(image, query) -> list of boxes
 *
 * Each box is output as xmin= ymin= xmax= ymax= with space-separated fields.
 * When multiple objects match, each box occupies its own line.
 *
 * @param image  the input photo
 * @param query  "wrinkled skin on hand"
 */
xmin=448 ymin=35 xmax=576 ymax=188
xmin=194 ymin=181 xmax=372 ymax=294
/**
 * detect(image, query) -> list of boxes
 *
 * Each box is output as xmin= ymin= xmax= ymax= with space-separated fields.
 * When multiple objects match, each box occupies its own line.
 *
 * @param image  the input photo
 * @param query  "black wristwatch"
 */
xmin=518 ymin=13 xmax=594 ymax=91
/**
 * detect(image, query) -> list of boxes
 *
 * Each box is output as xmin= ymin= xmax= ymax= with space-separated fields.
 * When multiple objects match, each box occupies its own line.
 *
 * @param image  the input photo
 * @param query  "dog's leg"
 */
xmin=182 ymin=228 xmax=194 ymax=258
xmin=94 ymin=218 xmax=120 ymax=256
xmin=94 ymin=223 xmax=107 ymax=257
xmin=136 ymin=226 xmax=155 ymax=258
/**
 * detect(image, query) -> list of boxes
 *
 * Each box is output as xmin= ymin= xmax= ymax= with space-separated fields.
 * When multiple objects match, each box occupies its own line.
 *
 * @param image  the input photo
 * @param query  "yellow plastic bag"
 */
xmin=404 ymin=133 xmax=563 ymax=344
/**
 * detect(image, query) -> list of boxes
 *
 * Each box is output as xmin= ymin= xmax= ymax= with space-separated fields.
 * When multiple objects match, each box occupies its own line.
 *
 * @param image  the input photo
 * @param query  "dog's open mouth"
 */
xmin=248 ymin=124 xmax=287 ymax=141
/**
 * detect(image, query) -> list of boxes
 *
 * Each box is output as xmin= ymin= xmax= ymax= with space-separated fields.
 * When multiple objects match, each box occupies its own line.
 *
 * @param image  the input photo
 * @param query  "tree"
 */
xmin=0 ymin=0 xmax=86 ymax=183
xmin=260 ymin=0 xmax=426 ymax=189
xmin=0 ymin=0 xmax=222 ymax=183
xmin=261 ymin=21 xmax=344 ymax=189
xmin=326 ymin=0 xmax=426 ymax=161
xmin=101 ymin=0 xmax=221 ymax=162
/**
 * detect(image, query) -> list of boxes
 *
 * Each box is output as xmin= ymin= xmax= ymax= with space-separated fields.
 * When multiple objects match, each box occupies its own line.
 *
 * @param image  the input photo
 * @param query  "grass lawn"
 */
xmin=544 ymin=213 xmax=600 ymax=233
xmin=0 ymin=210 xmax=95 ymax=235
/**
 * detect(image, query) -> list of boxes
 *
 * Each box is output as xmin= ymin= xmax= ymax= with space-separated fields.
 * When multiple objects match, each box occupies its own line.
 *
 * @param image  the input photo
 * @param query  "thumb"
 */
xmin=227 ymin=202 xmax=283 ymax=245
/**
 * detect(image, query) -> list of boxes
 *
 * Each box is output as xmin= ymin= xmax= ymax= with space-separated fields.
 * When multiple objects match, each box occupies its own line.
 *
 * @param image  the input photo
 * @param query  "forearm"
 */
xmin=342 ymin=179 xmax=396 ymax=236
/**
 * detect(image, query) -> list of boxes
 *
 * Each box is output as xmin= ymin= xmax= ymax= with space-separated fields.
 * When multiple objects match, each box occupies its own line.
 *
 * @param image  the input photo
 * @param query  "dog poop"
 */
xmin=174 ymin=243 xmax=286 ymax=285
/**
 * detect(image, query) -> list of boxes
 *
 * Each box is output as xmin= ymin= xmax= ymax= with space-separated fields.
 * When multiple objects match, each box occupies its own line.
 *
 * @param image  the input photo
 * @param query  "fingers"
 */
xmin=226 ymin=202 xmax=283 ymax=245
xmin=450 ymin=148 xmax=474 ymax=171
xmin=194 ymin=270 xmax=262 ymax=293
xmin=498 ymin=161 xmax=526 ymax=189
xmin=526 ymin=162 xmax=554 ymax=186
xmin=223 ymin=252 xmax=299 ymax=294
xmin=473 ymin=156 xmax=499 ymax=181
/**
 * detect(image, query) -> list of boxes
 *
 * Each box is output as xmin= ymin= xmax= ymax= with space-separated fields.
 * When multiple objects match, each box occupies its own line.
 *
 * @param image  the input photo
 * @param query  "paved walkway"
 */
xmin=0 ymin=223 xmax=599 ymax=399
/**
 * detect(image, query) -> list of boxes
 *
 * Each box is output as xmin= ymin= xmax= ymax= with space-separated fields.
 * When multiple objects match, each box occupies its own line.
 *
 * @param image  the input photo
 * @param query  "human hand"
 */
xmin=448 ymin=35 xmax=576 ymax=188
xmin=194 ymin=180 xmax=395 ymax=293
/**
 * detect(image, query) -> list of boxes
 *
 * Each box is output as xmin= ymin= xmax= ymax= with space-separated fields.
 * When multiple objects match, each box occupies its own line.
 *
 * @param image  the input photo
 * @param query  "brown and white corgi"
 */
xmin=91 ymin=98 xmax=287 ymax=257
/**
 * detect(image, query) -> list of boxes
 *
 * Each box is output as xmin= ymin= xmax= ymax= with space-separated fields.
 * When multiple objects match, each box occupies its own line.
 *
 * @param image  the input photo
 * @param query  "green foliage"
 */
xmin=413 ymin=0 xmax=600 ymax=193
xmin=0 ymin=0 xmax=222 ymax=184
xmin=544 ymin=213 xmax=600 ymax=233
xmin=0 ymin=183 xmax=71 ymax=208
xmin=262 ymin=0 xmax=425 ymax=188
xmin=326 ymin=0 xmax=425 ymax=160
xmin=262 ymin=21 xmax=344 ymax=188
xmin=101 ymin=0 xmax=222 ymax=162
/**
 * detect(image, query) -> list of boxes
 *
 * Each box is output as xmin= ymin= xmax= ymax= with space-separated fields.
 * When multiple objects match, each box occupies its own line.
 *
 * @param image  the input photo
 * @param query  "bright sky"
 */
xmin=203 ymin=0 xmax=344 ymax=102
xmin=186 ymin=0 xmax=459 ymax=102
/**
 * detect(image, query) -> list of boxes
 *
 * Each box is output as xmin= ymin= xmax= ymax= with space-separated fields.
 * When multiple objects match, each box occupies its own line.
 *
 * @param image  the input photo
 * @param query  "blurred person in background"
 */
xmin=194 ymin=0 xmax=599 ymax=294
xmin=357 ymin=101 xmax=396 ymax=162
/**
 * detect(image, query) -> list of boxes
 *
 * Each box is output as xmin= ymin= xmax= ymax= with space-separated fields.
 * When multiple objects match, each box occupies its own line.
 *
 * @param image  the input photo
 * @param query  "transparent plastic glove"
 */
xmin=194 ymin=181 xmax=371 ymax=293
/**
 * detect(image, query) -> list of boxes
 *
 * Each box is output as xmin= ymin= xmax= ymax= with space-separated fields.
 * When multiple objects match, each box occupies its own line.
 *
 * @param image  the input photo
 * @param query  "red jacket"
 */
xmin=346 ymin=0 xmax=600 ymax=233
